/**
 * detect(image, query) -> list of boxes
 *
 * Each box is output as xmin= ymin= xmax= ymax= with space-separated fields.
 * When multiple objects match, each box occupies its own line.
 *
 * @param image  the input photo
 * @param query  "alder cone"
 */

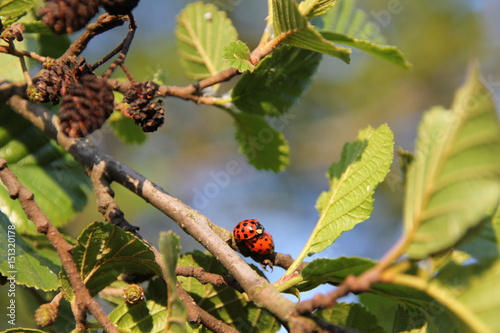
xmin=123 ymin=81 xmax=165 ymax=132
xmin=59 ymin=75 xmax=115 ymax=138
xmin=39 ymin=0 xmax=100 ymax=34
xmin=100 ymin=0 xmax=140 ymax=15
xmin=34 ymin=57 xmax=93 ymax=104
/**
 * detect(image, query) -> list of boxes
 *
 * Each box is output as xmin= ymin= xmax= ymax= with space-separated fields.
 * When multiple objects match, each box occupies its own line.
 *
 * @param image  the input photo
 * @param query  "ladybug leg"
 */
xmin=260 ymin=259 xmax=274 ymax=272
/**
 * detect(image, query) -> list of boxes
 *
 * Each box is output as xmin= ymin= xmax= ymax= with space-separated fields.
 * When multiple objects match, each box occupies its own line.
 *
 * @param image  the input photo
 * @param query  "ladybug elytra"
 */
xmin=244 ymin=231 xmax=274 ymax=255
xmin=233 ymin=219 xmax=264 ymax=240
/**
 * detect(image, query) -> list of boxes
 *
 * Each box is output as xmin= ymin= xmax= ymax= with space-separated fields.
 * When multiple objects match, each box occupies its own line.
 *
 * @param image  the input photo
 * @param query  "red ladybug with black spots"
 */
xmin=244 ymin=231 xmax=274 ymax=255
xmin=233 ymin=219 xmax=264 ymax=240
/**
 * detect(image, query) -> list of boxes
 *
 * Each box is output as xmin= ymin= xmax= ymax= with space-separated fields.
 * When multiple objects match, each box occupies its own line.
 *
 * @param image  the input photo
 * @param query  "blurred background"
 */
xmin=5 ymin=0 xmax=500 ymax=330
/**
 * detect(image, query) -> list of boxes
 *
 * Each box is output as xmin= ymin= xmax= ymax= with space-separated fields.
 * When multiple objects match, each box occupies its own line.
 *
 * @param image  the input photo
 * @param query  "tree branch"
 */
xmin=5 ymin=96 xmax=353 ymax=333
xmin=0 ymin=159 xmax=119 ymax=333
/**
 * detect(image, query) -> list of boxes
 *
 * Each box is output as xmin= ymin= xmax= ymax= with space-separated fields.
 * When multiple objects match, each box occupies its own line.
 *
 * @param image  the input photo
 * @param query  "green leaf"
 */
xmin=321 ymin=0 xmax=385 ymax=44
xmin=223 ymin=40 xmax=254 ymax=72
xmin=321 ymin=31 xmax=412 ymax=69
xmin=290 ymin=124 xmax=394 ymax=272
xmin=302 ymin=257 xmax=432 ymax=311
xmin=232 ymin=112 xmax=290 ymax=172
xmin=232 ymin=45 xmax=322 ymax=117
xmin=60 ymin=222 xmax=163 ymax=300
xmin=109 ymin=278 xmax=169 ymax=333
xmin=320 ymin=0 xmax=411 ymax=69
xmin=315 ymin=302 xmax=385 ymax=333
xmin=403 ymin=65 xmax=500 ymax=259
xmin=271 ymin=0 xmax=350 ymax=62
xmin=0 ymin=212 xmax=60 ymax=290
xmin=159 ymin=231 xmax=187 ymax=333
xmin=36 ymin=31 xmax=71 ymax=59
xmin=431 ymin=260 xmax=500 ymax=333
xmin=0 ymin=104 xmax=90 ymax=235
xmin=0 ymin=0 xmax=35 ymax=21
xmin=179 ymin=250 xmax=281 ymax=332
xmin=108 ymin=111 xmax=147 ymax=145
xmin=175 ymin=1 xmax=237 ymax=81
xmin=302 ymin=257 xmax=376 ymax=283
xmin=457 ymin=205 xmax=500 ymax=261
xmin=298 ymin=0 xmax=337 ymax=18
xmin=19 ymin=21 xmax=51 ymax=33
xmin=360 ymin=293 xmax=427 ymax=333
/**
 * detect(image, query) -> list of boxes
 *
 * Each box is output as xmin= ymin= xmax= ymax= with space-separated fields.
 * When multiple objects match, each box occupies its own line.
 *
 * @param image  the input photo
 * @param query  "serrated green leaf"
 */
xmin=178 ymin=250 xmax=281 ymax=333
xmin=60 ymin=222 xmax=163 ymax=300
xmin=271 ymin=0 xmax=350 ymax=62
xmin=175 ymin=1 xmax=237 ymax=81
xmin=0 ymin=212 xmax=60 ymax=290
xmin=108 ymin=111 xmax=147 ymax=145
xmin=223 ymin=40 xmax=254 ymax=72
xmin=315 ymin=302 xmax=385 ymax=333
xmin=320 ymin=0 xmax=411 ymax=69
xmin=109 ymin=276 xmax=169 ymax=332
xmin=232 ymin=45 xmax=322 ymax=117
xmin=159 ymin=231 xmax=187 ymax=333
xmin=293 ymin=125 xmax=394 ymax=270
xmin=0 ymin=0 xmax=35 ymax=20
xmin=233 ymin=112 xmax=290 ymax=172
xmin=0 ymin=104 xmax=90 ymax=235
xmin=298 ymin=0 xmax=337 ymax=18
xmin=321 ymin=31 xmax=412 ymax=69
xmin=404 ymin=66 xmax=500 ymax=259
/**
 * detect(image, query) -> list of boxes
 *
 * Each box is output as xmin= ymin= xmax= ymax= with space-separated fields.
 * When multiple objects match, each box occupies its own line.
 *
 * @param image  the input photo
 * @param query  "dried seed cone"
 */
xmin=39 ymin=0 xmax=100 ymax=34
xmin=34 ymin=303 xmax=58 ymax=327
xmin=59 ymin=75 xmax=115 ymax=138
xmin=35 ymin=57 xmax=93 ymax=104
xmin=100 ymin=0 xmax=140 ymax=15
xmin=123 ymin=81 xmax=165 ymax=132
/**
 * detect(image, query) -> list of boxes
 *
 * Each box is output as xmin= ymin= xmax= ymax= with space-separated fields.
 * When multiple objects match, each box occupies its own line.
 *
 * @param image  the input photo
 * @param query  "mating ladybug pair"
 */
xmin=233 ymin=219 xmax=274 ymax=255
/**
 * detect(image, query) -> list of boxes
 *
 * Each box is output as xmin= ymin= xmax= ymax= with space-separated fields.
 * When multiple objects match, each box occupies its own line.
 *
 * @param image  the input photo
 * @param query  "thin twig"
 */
xmin=0 ymin=159 xmax=120 ymax=333
xmin=176 ymin=266 xmax=244 ymax=293
xmin=102 ymin=14 xmax=137 ymax=80
xmin=60 ymin=14 xmax=127 ymax=60
xmin=0 ymin=45 xmax=49 ymax=63
xmin=107 ymin=31 xmax=292 ymax=105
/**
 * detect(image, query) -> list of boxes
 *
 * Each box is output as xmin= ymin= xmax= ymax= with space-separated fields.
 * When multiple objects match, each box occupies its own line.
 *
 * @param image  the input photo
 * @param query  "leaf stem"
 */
xmin=274 ymin=275 xmax=304 ymax=293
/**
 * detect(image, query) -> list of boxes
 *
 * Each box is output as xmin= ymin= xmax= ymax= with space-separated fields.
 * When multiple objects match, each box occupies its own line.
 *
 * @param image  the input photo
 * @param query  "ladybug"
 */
xmin=244 ymin=231 xmax=274 ymax=255
xmin=233 ymin=219 xmax=264 ymax=240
